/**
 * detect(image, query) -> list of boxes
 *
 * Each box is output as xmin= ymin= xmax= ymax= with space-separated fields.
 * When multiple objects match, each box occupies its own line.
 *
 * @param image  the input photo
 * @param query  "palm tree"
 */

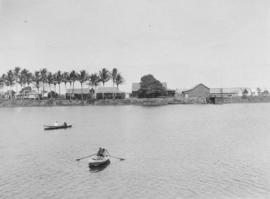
xmin=20 ymin=69 xmax=28 ymax=88
xmin=47 ymin=72 xmax=54 ymax=98
xmin=77 ymin=70 xmax=88 ymax=100
xmin=0 ymin=75 xmax=5 ymax=93
xmin=25 ymin=71 xmax=33 ymax=87
xmin=55 ymin=70 xmax=62 ymax=96
xmin=13 ymin=66 xmax=21 ymax=92
xmin=40 ymin=68 xmax=48 ymax=97
xmin=1 ymin=74 xmax=7 ymax=88
xmin=115 ymin=73 xmax=124 ymax=88
xmin=88 ymin=73 xmax=100 ymax=99
xmin=52 ymin=73 xmax=58 ymax=93
xmin=111 ymin=68 xmax=118 ymax=87
xmin=69 ymin=70 xmax=78 ymax=99
xmin=88 ymin=73 xmax=100 ymax=89
xmin=99 ymin=68 xmax=111 ymax=86
xmin=33 ymin=71 xmax=41 ymax=99
xmin=62 ymin=72 xmax=69 ymax=94
xmin=6 ymin=70 xmax=15 ymax=99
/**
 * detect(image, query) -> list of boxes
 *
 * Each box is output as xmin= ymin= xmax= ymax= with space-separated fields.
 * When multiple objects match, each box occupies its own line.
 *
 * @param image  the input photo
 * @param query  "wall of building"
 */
xmin=183 ymin=84 xmax=210 ymax=98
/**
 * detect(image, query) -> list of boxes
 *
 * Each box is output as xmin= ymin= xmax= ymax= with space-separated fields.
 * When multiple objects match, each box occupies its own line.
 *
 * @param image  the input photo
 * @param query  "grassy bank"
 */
xmin=0 ymin=97 xmax=207 ymax=107
xmin=1 ymin=96 xmax=270 ymax=108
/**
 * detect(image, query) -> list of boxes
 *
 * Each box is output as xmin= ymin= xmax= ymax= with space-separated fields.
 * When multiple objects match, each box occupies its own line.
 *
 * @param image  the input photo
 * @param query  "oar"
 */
xmin=109 ymin=155 xmax=125 ymax=161
xmin=76 ymin=153 xmax=96 ymax=161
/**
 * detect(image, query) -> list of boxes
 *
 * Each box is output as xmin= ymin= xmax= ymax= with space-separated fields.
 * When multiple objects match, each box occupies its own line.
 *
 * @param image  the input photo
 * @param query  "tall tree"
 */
xmin=13 ymin=66 xmax=21 ymax=92
xmin=62 ymin=72 xmax=69 ymax=93
xmin=111 ymin=68 xmax=118 ymax=87
xmin=20 ymin=69 xmax=28 ymax=88
xmin=0 ymin=75 xmax=5 ymax=93
xmin=115 ymin=73 xmax=124 ymax=88
xmin=25 ymin=71 xmax=33 ymax=87
xmin=40 ymin=68 xmax=48 ymax=97
xmin=6 ymin=70 xmax=16 ymax=99
xmin=69 ymin=70 xmax=78 ymax=99
xmin=47 ymin=72 xmax=54 ymax=99
xmin=55 ymin=70 xmax=62 ymax=96
xmin=33 ymin=71 xmax=41 ymax=100
xmin=52 ymin=73 xmax=57 ymax=93
xmin=88 ymin=73 xmax=99 ymax=99
xmin=77 ymin=70 xmax=88 ymax=100
xmin=88 ymin=73 xmax=100 ymax=89
xmin=99 ymin=68 xmax=111 ymax=86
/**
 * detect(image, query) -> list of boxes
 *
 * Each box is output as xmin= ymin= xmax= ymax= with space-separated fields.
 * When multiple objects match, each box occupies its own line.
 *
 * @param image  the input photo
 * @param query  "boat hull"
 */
xmin=88 ymin=156 xmax=110 ymax=167
xmin=44 ymin=125 xmax=72 ymax=130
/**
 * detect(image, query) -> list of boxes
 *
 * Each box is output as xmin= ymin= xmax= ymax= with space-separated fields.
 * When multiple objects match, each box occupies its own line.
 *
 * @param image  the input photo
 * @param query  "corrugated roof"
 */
xmin=96 ymin=87 xmax=123 ymax=93
xmin=210 ymin=88 xmax=243 ymax=94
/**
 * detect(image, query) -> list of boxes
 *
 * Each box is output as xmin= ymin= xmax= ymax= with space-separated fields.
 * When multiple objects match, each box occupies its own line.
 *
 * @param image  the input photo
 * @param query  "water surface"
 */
xmin=1 ymin=104 xmax=270 ymax=198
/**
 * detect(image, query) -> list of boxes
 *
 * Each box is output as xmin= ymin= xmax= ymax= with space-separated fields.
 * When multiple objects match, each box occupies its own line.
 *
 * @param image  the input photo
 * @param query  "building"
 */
xmin=66 ymin=88 xmax=93 ymax=100
xmin=210 ymin=88 xmax=240 ymax=97
xmin=95 ymin=87 xmax=125 ymax=100
xmin=182 ymin=83 xmax=210 ymax=98
xmin=210 ymin=88 xmax=252 ymax=97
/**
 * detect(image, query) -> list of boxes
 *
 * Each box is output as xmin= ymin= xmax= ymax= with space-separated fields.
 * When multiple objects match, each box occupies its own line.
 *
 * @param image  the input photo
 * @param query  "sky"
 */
xmin=0 ymin=0 xmax=270 ymax=91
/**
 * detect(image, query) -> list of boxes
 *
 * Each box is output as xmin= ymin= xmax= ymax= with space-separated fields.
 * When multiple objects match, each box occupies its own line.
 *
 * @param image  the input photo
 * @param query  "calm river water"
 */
xmin=1 ymin=104 xmax=270 ymax=199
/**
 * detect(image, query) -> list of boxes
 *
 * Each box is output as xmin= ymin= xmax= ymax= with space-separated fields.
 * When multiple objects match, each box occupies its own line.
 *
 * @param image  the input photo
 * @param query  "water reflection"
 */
xmin=89 ymin=160 xmax=111 ymax=173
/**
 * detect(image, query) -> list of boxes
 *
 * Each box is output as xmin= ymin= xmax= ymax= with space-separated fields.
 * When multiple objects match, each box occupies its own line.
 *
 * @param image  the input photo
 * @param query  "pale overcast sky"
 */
xmin=0 ymin=0 xmax=269 ymax=91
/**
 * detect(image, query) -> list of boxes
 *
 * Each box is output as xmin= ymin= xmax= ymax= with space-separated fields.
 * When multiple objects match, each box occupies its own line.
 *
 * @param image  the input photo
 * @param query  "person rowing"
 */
xmin=97 ymin=147 xmax=109 ymax=158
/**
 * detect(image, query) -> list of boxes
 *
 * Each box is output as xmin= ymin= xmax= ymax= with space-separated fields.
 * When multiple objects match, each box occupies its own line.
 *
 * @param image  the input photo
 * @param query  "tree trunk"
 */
xmin=42 ymin=82 xmax=45 ymax=98
xmin=37 ymin=87 xmax=40 ymax=100
xmin=49 ymin=85 xmax=52 ymax=99
xmin=72 ymin=81 xmax=75 ymax=100
xmin=58 ymin=83 xmax=61 ymax=98
xmin=81 ymin=83 xmax=83 ymax=101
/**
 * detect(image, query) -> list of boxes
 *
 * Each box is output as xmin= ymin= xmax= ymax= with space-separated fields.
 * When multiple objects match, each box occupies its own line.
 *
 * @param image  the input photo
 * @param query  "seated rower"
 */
xmin=97 ymin=147 xmax=109 ymax=157
xmin=54 ymin=121 xmax=59 ymax=126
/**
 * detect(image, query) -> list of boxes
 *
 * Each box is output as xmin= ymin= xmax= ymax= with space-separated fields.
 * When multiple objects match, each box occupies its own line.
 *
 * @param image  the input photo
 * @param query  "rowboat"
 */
xmin=88 ymin=155 xmax=110 ymax=167
xmin=44 ymin=124 xmax=72 ymax=130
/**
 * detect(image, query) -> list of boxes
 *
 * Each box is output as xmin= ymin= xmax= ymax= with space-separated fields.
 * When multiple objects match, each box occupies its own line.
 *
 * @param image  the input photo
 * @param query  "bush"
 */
xmin=138 ymin=74 xmax=167 ymax=98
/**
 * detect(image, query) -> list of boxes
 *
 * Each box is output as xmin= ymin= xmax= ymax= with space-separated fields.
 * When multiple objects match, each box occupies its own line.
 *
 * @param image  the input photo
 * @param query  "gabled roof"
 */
xmin=182 ymin=83 xmax=209 ymax=93
xmin=132 ymin=82 xmax=167 ymax=92
xmin=96 ymin=87 xmax=123 ymax=93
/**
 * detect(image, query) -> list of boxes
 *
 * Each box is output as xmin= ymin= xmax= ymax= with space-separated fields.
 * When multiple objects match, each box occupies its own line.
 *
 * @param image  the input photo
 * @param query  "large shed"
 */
xmin=182 ymin=84 xmax=210 ymax=98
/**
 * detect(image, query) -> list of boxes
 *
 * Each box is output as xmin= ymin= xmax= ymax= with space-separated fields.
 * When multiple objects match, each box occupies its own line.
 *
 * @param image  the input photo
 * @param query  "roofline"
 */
xmin=182 ymin=83 xmax=209 ymax=93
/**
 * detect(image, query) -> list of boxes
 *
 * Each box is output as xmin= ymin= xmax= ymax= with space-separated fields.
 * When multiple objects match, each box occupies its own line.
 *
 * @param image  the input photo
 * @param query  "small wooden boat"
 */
xmin=44 ymin=124 xmax=72 ymax=130
xmin=88 ymin=155 xmax=110 ymax=167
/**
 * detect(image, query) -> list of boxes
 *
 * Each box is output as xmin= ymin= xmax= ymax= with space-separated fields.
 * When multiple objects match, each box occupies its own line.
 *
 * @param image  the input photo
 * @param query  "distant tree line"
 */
xmin=0 ymin=67 xmax=124 ymax=99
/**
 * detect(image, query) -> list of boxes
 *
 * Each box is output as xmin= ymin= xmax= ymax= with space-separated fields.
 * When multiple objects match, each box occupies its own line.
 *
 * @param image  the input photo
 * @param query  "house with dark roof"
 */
xmin=95 ymin=87 xmax=125 ymax=99
xmin=66 ymin=88 xmax=94 ymax=100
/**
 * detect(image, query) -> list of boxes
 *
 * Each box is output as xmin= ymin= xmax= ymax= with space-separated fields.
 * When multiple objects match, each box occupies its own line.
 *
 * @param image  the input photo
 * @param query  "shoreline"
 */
xmin=1 ymin=96 xmax=270 ymax=108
